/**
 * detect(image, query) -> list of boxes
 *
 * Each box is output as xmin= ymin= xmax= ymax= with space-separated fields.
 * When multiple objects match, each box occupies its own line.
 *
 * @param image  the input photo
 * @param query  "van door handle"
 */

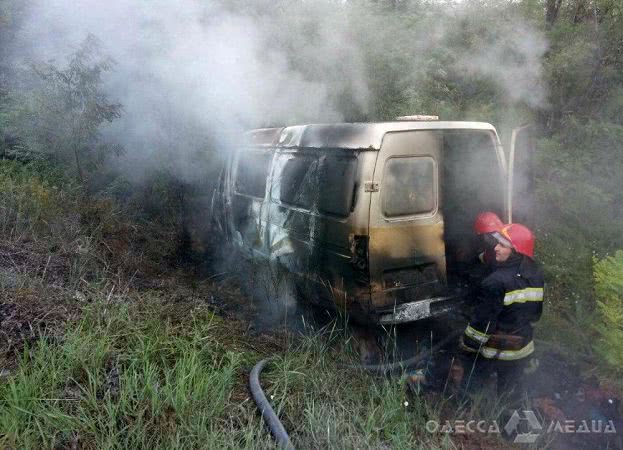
xmin=364 ymin=181 xmax=379 ymax=192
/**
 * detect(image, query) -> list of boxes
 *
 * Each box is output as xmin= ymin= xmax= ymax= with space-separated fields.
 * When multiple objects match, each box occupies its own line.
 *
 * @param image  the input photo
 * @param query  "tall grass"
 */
xmin=0 ymin=294 xmax=469 ymax=449
xmin=0 ymin=159 xmax=178 ymax=290
xmin=0 ymin=300 xmax=271 ymax=449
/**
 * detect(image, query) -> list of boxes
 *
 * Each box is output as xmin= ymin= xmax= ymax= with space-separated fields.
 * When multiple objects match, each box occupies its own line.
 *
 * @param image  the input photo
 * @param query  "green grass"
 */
xmin=263 ymin=329 xmax=442 ymax=449
xmin=0 ymin=294 xmax=465 ymax=450
xmin=0 ymin=300 xmax=265 ymax=449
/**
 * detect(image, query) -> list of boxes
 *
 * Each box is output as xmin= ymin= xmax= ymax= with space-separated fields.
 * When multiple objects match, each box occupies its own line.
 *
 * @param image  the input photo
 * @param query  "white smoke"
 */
xmin=12 ymin=0 xmax=370 ymax=180
xmin=10 ymin=0 xmax=548 ymax=179
xmin=449 ymin=9 xmax=548 ymax=109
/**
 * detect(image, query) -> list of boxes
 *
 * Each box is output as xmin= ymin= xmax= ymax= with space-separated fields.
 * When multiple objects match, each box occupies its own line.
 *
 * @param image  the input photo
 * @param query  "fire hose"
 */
xmin=249 ymin=358 xmax=295 ymax=450
xmin=249 ymin=330 xmax=462 ymax=449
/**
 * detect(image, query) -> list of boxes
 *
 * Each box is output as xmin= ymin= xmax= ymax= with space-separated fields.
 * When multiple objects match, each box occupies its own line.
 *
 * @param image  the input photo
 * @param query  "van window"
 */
xmin=275 ymin=153 xmax=357 ymax=216
xmin=278 ymin=155 xmax=319 ymax=208
xmin=318 ymin=157 xmax=357 ymax=217
xmin=382 ymin=157 xmax=436 ymax=217
xmin=235 ymin=151 xmax=272 ymax=198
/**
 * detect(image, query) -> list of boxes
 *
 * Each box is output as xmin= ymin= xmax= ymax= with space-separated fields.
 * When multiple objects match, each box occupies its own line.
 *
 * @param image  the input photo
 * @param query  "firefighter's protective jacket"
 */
xmin=461 ymin=255 xmax=544 ymax=360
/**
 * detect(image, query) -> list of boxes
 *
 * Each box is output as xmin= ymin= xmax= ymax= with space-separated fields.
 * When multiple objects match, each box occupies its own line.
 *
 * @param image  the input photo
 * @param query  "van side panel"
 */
xmin=230 ymin=147 xmax=274 ymax=258
xmin=368 ymin=131 xmax=446 ymax=310
xmin=265 ymin=149 xmax=376 ymax=320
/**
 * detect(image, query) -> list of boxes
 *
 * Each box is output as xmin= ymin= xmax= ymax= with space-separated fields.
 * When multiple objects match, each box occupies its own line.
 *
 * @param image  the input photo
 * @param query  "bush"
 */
xmin=0 ymin=159 xmax=178 ymax=285
xmin=593 ymin=250 xmax=623 ymax=374
xmin=0 ymin=159 xmax=79 ymax=240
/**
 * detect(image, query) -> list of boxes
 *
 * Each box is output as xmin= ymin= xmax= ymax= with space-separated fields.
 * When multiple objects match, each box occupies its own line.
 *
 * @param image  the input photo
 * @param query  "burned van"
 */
xmin=212 ymin=120 xmax=533 ymax=325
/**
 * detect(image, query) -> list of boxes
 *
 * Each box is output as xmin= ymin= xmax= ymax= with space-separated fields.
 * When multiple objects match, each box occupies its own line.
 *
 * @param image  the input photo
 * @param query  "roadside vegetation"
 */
xmin=0 ymin=295 xmax=458 ymax=450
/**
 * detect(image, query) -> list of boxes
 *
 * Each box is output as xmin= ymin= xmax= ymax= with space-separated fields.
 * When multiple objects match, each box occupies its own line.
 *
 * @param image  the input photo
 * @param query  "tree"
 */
xmin=12 ymin=35 xmax=122 ymax=182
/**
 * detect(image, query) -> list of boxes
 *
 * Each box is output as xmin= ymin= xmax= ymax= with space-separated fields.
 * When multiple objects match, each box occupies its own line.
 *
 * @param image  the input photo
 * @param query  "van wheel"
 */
xmin=351 ymin=324 xmax=382 ymax=365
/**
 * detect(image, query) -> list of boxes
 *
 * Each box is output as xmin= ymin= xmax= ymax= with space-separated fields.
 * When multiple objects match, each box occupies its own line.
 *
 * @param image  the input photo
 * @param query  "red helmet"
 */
xmin=495 ymin=223 xmax=535 ymax=258
xmin=474 ymin=211 xmax=503 ymax=235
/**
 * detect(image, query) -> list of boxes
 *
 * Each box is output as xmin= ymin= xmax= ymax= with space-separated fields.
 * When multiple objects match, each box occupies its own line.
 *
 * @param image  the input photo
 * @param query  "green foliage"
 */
xmin=6 ymin=35 xmax=122 ymax=181
xmin=347 ymin=1 xmax=539 ymax=125
xmin=536 ymin=118 xmax=623 ymax=318
xmin=0 ymin=159 xmax=182 ymax=287
xmin=531 ymin=0 xmax=623 ymax=328
xmin=593 ymin=251 xmax=623 ymax=373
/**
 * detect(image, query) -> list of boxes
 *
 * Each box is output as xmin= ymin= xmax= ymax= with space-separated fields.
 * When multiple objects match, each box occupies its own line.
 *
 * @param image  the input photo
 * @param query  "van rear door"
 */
xmin=368 ymin=131 xmax=446 ymax=311
xmin=507 ymin=125 xmax=536 ymax=226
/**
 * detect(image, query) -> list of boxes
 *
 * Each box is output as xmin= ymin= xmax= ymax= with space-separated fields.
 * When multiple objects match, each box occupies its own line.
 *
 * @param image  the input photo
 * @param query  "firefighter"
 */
xmin=458 ymin=223 xmax=544 ymax=402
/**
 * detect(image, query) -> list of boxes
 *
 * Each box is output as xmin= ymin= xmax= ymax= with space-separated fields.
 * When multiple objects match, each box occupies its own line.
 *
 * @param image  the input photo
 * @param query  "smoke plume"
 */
xmin=9 ymin=1 xmax=548 ymax=169
xmin=8 ymin=0 xmax=370 ymax=180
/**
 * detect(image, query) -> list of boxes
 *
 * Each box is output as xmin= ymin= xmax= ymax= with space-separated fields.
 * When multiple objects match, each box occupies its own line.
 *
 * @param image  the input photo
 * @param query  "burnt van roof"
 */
xmin=265 ymin=122 xmax=496 ymax=151
xmin=243 ymin=122 xmax=497 ymax=150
